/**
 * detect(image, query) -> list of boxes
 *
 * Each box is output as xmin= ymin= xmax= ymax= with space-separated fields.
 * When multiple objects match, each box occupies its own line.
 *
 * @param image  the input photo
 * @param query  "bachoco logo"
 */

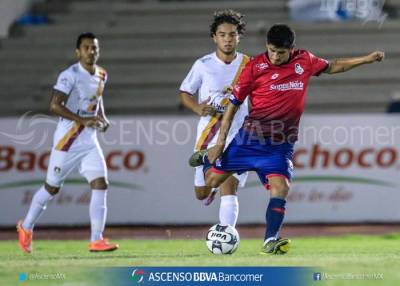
xmin=294 ymin=144 xmax=398 ymax=169
xmin=0 ymin=146 xmax=145 ymax=172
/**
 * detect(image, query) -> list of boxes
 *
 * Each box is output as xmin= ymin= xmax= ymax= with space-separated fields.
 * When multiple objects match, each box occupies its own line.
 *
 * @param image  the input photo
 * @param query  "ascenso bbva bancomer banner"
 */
xmin=0 ymin=114 xmax=399 ymax=225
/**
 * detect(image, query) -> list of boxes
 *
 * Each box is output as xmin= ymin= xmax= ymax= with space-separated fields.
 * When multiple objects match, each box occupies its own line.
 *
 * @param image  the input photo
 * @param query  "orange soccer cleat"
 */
xmin=17 ymin=220 xmax=33 ymax=254
xmin=88 ymin=238 xmax=119 ymax=252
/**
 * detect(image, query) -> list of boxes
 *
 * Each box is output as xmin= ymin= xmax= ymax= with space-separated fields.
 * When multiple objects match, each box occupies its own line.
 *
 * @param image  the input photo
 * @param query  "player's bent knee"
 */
xmin=269 ymin=182 xmax=290 ymax=198
xmin=90 ymin=177 xmax=108 ymax=190
xmin=205 ymin=176 xmax=221 ymax=189
xmin=268 ymin=176 xmax=290 ymax=198
xmin=44 ymin=182 xmax=60 ymax=195
xmin=194 ymin=186 xmax=211 ymax=200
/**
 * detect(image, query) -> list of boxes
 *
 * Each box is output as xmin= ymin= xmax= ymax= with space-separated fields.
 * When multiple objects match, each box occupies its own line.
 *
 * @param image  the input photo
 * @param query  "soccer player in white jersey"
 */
xmin=179 ymin=10 xmax=249 ymax=227
xmin=17 ymin=33 xmax=118 ymax=253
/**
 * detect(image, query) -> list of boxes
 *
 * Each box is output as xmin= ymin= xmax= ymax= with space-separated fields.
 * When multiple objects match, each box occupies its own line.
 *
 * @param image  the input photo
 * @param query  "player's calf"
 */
xmin=194 ymin=186 xmax=212 ymax=200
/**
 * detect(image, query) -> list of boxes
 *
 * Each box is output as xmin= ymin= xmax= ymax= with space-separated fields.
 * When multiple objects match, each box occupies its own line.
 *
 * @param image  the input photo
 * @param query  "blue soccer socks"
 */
xmin=265 ymin=197 xmax=286 ymax=240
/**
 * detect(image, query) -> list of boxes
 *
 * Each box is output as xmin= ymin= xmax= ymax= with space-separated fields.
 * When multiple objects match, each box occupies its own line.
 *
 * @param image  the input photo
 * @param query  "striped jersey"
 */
xmin=52 ymin=62 xmax=107 ymax=152
xmin=180 ymin=52 xmax=249 ymax=151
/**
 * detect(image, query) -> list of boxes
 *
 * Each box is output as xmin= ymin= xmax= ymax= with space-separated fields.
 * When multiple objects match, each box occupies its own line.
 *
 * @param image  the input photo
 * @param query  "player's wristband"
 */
xmin=229 ymin=95 xmax=242 ymax=106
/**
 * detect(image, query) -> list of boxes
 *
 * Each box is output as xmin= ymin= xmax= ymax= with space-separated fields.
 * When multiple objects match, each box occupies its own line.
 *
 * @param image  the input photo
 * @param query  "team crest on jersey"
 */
xmin=60 ymin=78 xmax=69 ymax=87
xmin=54 ymin=167 xmax=61 ymax=174
xmin=255 ymin=62 xmax=269 ymax=71
xmin=271 ymin=73 xmax=279 ymax=80
xmin=295 ymin=63 xmax=304 ymax=75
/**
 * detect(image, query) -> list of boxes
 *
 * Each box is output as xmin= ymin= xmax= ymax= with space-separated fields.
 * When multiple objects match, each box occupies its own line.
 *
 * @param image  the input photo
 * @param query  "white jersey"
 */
xmin=52 ymin=62 xmax=107 ymax=152
xmin=180 ymin=52 xmax=250 ymax=151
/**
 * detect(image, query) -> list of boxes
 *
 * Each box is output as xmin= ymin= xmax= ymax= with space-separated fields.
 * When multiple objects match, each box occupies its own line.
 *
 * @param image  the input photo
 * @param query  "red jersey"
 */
xmin=231 ymin=49 xmax=328 ymax=142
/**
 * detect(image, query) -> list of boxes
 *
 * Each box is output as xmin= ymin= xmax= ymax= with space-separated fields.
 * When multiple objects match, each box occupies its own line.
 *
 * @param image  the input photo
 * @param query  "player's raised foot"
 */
xmin=203 ymin=188 xmax=218 ymax=206
xmin=88 ymin=238 xmax=119 ymax=252
xmin=260 ymin=237 xmax=291 ymax=255
xmin=188 ymin=149 xmax=208 ymax=167
xmin=17 ymin=220 xmax=33 ymax=254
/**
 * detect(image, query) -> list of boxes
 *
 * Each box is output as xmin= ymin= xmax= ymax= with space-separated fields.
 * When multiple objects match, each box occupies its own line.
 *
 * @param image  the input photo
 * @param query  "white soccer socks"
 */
xmin=22 ymin=186 xmax=54 ymax=230
xmin=89 ymin=189 xmax=108 ymax=242
xmin=219 ymin=195 xmax=239 ymax=227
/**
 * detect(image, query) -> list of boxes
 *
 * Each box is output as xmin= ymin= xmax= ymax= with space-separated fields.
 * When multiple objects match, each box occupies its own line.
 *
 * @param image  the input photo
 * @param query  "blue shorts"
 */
xmin=204 ymin=128 xmax=294 ymax=189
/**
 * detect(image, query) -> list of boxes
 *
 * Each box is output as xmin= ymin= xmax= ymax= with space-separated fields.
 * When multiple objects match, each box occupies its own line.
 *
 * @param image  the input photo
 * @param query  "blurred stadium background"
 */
xmin=1 ymin=0 xmax=400 ymax=253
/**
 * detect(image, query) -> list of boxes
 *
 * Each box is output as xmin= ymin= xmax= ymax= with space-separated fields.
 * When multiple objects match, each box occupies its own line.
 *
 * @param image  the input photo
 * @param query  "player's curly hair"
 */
xmin=210 ymin=9 xmax=246 ymax=37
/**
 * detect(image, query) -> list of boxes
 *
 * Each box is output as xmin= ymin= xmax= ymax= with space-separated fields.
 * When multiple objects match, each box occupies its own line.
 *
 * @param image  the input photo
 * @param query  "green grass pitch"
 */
xmin=0 ymin=234 xmax=399 ymax=286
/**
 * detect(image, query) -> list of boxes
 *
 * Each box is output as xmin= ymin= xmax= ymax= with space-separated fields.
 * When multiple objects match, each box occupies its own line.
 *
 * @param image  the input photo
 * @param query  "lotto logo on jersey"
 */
xmin=271 ymin=73 xmax=279 ymax=80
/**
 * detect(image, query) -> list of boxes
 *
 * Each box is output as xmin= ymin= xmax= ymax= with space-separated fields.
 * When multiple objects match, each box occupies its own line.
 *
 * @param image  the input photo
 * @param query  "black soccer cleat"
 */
xmin=188 ymin=149 xmax=208 ymax=167
xmin=260 ymin=237 xmax=291 ymax=255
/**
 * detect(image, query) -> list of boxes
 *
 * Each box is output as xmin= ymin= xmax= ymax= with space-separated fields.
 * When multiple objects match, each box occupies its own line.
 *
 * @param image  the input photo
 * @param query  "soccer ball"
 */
xmin=206 ymin=224 xmax=240 ymax=255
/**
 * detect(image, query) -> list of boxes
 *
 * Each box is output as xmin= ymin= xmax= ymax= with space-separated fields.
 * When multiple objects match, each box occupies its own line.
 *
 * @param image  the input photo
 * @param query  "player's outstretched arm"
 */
xmin=324 ymin=51 xmax=384 ymax=74
xmin=49 ymin=89 xmax=100 ymax=128
xmin=179 ymin=92 xmax=216 ymax=116
xmin=208 ymin=102 xmax=238 ymax=163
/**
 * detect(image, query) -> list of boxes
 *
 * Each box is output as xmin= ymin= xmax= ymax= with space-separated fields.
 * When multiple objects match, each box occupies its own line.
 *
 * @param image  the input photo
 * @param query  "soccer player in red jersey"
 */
xmin=189 ymin=24 xmax=384 ymax=254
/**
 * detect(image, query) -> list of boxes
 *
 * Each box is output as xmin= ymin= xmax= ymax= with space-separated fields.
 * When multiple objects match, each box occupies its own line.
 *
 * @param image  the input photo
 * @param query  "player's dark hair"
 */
xmin=76 ymin=32 xmax=97 ymax=49
xmin=267 ymin=24 xmax=295 ymax=49
xmin=210 ymin=9 xmax=246 ymax=37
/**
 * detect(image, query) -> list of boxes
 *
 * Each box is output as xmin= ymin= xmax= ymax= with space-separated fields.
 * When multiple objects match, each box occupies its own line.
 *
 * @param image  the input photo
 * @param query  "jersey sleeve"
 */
xmin=179 ymin=60 xmax=202 ymax=96
xmin=308 ymin=52 xmax=329 ymax=76
xmin=98 ymin=66 xmax=108 ymax=84
xmin=231 ymin=61 xmax=254 ymax=106
xmin=53 ymin=69 xmax=75 ymax=95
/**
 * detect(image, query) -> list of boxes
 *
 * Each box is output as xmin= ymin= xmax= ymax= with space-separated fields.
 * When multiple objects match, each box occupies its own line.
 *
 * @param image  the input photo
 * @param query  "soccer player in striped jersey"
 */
xmin=17 ymin=33 xmax=118 ymax=253
xmin=179 ymin=10 xmax=249 ymax=227
xmin=190 ymin=24 xmax=384 ymax=254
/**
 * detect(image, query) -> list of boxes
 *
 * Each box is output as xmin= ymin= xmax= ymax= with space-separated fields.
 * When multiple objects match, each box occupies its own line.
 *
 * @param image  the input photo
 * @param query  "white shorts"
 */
xmin=194 ymin=166 xmax=248 ymax=188
xmin=46 ymin=145 xmax=108 ymax=187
